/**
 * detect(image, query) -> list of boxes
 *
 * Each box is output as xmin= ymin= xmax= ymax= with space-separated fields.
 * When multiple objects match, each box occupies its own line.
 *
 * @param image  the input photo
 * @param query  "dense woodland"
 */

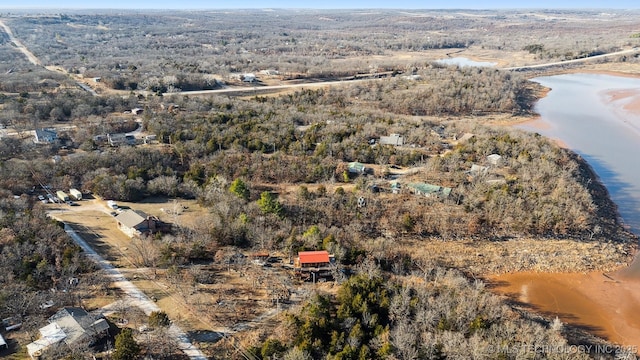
xmin=0 ymin=9 xmax=638 ymax=360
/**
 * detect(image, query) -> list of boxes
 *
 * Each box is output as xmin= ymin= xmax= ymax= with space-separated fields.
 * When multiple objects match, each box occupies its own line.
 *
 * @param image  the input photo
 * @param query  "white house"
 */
xmin=26 ymin=307 xmax=109 ymax=359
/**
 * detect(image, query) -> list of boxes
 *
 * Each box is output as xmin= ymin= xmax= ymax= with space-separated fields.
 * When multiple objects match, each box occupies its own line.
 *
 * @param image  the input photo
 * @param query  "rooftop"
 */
xmin=115 ymin=209 xmax=148 ymax=228
xmin=299 ymin=250 xmax=330 ymax=264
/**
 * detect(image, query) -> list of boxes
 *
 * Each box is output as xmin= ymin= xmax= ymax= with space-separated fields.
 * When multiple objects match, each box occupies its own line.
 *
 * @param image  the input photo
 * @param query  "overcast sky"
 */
xmin=1 ymin=0 xmax=638 ymax=9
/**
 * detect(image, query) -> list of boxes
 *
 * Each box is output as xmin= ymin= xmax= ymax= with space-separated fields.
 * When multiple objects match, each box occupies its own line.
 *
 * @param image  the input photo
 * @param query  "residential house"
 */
xmin=295 ymin=251 xmax=332 ymax=269
xmin=242 ymin=73 xmax=257 ymax=82
xmin=107 ymin=133 xmax=135 ymax=147
xmin=34 ymin=128 xmax=57 ymax=144
xmin=26 ymin=307 xmax=109 ymax=359
xmin=487 ymin=154 xmax=503 ymax=166
xmin=379 ymin=133 xmax=405 ymax=146
xmin=115 ymin=209 xmax=158 ymax=237
xmin=347 ymin=162 xmax=366 ymax=175
xmin=407 ymin=182 xmax=452 ymax=198
xmin=131 ymin=108 xmax=144 ymax=115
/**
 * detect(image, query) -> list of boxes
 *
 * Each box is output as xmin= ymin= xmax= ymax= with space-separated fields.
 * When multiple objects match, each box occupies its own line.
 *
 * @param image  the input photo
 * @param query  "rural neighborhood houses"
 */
xmin=115 ymin=209 xmax=159 ymax=237
xmin=26 ymin=307 xmax=109 ymax=359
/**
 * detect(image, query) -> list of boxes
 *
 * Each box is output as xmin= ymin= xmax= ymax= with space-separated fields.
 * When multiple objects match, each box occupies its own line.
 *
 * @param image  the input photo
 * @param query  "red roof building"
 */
xmin=296 ymin=250 xmax=330 ymax=268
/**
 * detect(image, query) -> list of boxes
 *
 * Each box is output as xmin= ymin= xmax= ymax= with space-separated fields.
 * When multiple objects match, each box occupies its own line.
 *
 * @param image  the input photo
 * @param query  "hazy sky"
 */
xmin=2 ymin=0 xmax=639 ymax=9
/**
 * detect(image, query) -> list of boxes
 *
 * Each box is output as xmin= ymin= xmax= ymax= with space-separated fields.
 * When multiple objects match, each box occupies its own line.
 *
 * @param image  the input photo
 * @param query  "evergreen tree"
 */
xmin=113 ymin=328 xmax=140 ymax=360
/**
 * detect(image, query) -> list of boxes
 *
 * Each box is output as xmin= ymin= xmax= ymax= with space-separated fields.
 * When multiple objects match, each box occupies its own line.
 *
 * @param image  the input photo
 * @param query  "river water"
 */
xmin=519 ymin=73 xmax=640 ymax=251
xmin=491 ymin=73 xmax=640 ymax=349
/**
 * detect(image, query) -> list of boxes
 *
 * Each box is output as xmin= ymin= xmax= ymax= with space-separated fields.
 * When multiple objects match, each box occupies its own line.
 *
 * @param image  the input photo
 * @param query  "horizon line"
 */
xmin=0 ymin=7 xmax=637 ymax=10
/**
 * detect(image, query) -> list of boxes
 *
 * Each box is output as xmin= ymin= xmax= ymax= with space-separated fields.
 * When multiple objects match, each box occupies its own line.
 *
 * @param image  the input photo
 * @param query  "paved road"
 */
xmin=62 ymin=223 xmax=208 ymax=360
xmin=162 ymin=77 xmax=373 ymax=97
xmin=502 ymin=47 xmax=640 ymax=71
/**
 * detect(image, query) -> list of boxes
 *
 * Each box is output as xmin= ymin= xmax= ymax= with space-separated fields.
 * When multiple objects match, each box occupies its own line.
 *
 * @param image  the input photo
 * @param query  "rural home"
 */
xmin=347 ymin=162 xmax=366 ymax=174
xmin=34 ymin=128 xmax=57 ymax=144
xmin=26 ymin=307 xmax=109 ymax=359
xmin=242 ymin=73 xmax=257 ymax=82
xmin=407 ymin=182 xmax=452 ymax=198
xmin=115 ymin=209 xmax=158 ymax=237
xmin=107 ymin=133 xmax=136 ymax=147
xmin=294 ymin=251 xmax=334 ymax=281
xmin=379 ymin=133 xmax=405 ymax=146
xmin=294 ymin=250 xmax=332 ymax=269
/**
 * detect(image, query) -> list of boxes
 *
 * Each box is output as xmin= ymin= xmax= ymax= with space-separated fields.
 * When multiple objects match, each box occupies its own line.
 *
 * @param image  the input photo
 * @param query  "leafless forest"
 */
xmin=0 ymin=8 xmax=639 ymax=360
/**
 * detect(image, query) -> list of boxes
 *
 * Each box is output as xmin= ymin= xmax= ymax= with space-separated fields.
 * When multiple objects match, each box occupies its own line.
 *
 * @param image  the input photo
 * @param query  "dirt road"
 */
xmin=0 ymin=18 xmax=42 ymax=66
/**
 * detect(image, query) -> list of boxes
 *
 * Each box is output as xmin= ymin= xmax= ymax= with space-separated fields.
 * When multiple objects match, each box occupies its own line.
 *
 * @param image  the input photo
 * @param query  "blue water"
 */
xmin=518 ymin=73 xmax=640 ymax=275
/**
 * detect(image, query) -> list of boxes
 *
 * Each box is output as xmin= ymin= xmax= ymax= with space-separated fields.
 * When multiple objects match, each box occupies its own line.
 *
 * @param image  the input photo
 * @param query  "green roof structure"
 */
xmin=347 ymin=162 xmax=366 ymax=174
xmin=407 ymin=182 xmax=452 ymax=198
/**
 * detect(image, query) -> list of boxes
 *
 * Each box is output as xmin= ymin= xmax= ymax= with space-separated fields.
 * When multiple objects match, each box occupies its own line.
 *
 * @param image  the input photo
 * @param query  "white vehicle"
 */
xmin=69 ymin=188 xmax=82 ymax=201
xmin=56 ymin=190 xmax=70 ymax=202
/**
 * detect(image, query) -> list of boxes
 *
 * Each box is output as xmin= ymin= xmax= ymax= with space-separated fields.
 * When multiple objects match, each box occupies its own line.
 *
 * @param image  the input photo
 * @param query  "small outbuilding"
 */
xmin=379 ymin=134 xmax=405 ymax=146
xmin=487 ymin=154 xmax=503 ymax=166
